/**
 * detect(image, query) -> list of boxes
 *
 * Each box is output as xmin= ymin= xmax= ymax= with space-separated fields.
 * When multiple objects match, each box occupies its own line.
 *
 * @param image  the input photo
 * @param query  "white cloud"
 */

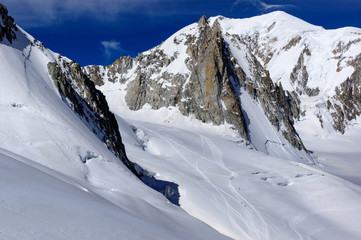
xmin=101 ymin=40 xmax=127 ymax=61
xmin=233 ymin=0 xmax=293 ymax=12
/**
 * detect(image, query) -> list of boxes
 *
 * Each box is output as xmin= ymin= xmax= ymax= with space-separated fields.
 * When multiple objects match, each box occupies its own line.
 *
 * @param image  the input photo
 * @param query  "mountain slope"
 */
xmin=212 ymin=11 xmax=361 ymax=135
xmin=0 ymin=148 xmax=214 ymax=240
xmin=115 ymin=118 xmax=361 ymax=240
xmin=0 ymin=5 xmax=231 ymax=240
xmin=83 ymin=12 xmax=361 ymax=239
xmin=83 ymin=12 xmax=361 ymax=165
xmin=84 ymin=15 xmax=311 ymax=162
xmin=1 ymin=4 xmax=361 ymax=240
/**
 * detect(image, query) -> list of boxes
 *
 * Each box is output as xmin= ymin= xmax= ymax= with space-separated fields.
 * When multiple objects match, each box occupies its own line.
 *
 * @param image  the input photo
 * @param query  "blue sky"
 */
xmin=3 ymin=0 xmax=361 ymax=66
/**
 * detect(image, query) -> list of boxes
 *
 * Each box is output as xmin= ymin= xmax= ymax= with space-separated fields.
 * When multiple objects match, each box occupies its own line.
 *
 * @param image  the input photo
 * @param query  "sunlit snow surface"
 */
xmin=1 ymin=13 xmax=361 ymax=240
xmin=0 ymin=28 xmax=230 ymax=240
xmin=96 ymin=11 xmax=361 ymax=239
xmin=109 ymin=99 xmax=361 ymax=240
xmin=100 ymin=75 xmax=361 ymax=240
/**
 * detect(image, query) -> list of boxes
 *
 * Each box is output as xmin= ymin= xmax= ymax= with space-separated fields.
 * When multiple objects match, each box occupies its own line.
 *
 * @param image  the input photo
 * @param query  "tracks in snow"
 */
xmin=139 ymin=125 xmax=269 ymax=240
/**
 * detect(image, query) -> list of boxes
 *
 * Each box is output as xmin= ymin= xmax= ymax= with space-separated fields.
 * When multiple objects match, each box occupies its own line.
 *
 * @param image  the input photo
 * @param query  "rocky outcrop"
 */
xmin=282 ymin=36 xmax=302 ymax=51
xmin=179 ymin=17 xmax=249 ymax=139
xmin=0 ymin=4 xmax=18 ymax=44
xmin=124 ymin=48 xmax=185 ymax=112
xmin=230 ymin=50 xmax=305 ymax=150
xmin=48 ymin=56 xmax=139 ymax=177
xmin=83 ymin=56 xmax=135 ymax=86
xmin=329 ymin=54 xmax=361 ymax=133
xmin=125 ymin=16 xmax=249 ymax=139
xmin=290 ymin=46 xmax=320 ymax=97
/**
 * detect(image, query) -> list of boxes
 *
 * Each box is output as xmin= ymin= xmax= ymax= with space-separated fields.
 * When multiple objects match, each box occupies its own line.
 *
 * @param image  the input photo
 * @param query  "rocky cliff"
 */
xmin=48 ymin=57 xmax=139 ymax=176
xmin=330 ymin=54 xmax=361 ymax=132
xmin=0 ymin=3 xmax=17 ymax=44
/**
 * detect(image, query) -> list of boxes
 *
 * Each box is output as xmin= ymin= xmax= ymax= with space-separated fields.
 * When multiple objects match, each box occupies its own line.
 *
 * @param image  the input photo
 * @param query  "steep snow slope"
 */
xmin=0 ymin=17 xmax=231 ymax=240
xmin=0 ymin=148 xmax=225 ymax=240
xmin=211 ymin=11 xmax=361 ymax=134
xmin=211 ymin=11 xmax=360 ymax=95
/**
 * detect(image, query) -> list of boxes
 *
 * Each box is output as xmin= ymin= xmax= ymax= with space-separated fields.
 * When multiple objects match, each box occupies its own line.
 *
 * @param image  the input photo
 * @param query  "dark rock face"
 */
xmin=230 ymin=49 xmax=305 ymax=150
xmin=330 ymin=54 xmax=361 ymax=133
xmin=290 ymin=46 xmax=320 ymax=97
xmin=47 ymin=57 xmax=139 ymax=177
xmin=0 ymin=4 xmax=18 ymax=44
xmin=123 ymin=16 xmax=250 ymax=139
xmin=177 ymin=18 xmax=249 ymax=139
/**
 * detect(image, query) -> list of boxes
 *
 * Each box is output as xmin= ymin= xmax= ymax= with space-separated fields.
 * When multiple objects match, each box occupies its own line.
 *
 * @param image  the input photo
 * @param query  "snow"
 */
xmin=114 ymin=116 xmax=361 ymax=240
xmin=0 ymin=27 xmax=231 ymax=240
xmin=238 ymin=90 xmax=312 ymax=163
xmin=0 ymin=148 xmax=232 ymax=240
xmin=93 ymin=12 xmax=361 ymax=240
xmin=1 ymin=11 xmax=361 ymax=240
xmin=296 ymin=114 xmax=361 ymax=186
xmin=210 ymin=12 xmax=361 ymax=97
xmin=97 ymin=72 xmax=361 ymax=240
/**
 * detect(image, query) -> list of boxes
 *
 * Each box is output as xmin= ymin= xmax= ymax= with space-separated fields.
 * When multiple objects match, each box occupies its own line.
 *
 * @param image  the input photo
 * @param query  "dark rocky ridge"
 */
xmin=330 ymin=54 xmax=361 ymax=133
xmin=232 ymin=55 xmax=305 ymax=150
xmin=226 ymin=32 xmax=305 ymax=150
xmin=46 ymin=43 xmax=182 ymax=204
xmin=290 ymin=46 xmax=320 ymax=97
xmin=47 ymin=57 xmax=139 ymax=177
xmin=0 ymin=3 xmax=18 ymax=44
xmin=1 ymin=3 xmax=144 ymax=178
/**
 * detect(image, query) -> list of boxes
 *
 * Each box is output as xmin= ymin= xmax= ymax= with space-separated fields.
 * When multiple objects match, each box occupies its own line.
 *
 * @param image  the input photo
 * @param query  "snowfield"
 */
xmin=0 ymin=27 xmax=231 ymax=240
xmin=106 ymin=89 xmax=361 ymax=240
xmin=0 ymin=11 xmax=361 ymax=240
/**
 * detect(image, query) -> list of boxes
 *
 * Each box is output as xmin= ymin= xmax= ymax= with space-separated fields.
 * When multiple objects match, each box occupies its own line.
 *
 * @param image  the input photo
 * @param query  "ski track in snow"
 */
xmin=140 ymin=125 xmax=269 ymax=240
xmin=199 ymin=134 xmax=270 ymax=239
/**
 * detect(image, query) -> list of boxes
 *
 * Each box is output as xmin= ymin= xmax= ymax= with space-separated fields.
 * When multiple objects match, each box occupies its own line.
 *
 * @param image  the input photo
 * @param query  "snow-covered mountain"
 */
xmin=84 ymin=12 xmax=361 ymax=160
xmin=0 ymin=4 xmax=231 ymax=240
xmin=1 ymin=3 xmax=361 ymax=240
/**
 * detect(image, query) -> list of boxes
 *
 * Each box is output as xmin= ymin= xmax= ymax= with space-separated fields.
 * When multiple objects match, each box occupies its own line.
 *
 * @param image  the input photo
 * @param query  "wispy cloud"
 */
xmin=101 ymin=40 xmax=127 ymax=62
xmin=1 ymin=0 xmax=164 ymax=27
xmin=233 ymin=0 xmax=293 ymax=12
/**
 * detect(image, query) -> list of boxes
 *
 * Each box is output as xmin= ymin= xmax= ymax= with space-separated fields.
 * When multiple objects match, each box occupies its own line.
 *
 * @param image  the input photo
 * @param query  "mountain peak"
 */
xmin=198 ymin=15 xmax=208 ymax=27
